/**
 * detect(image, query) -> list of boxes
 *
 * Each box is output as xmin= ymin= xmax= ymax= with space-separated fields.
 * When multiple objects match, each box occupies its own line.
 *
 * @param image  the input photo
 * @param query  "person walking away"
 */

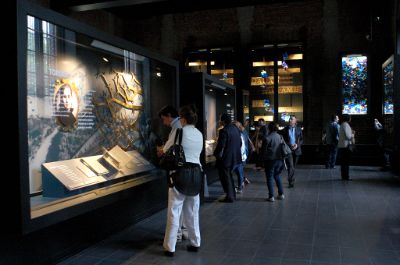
xmin=232 ymin=121 xmax=252 ymax=193
xmin=262 ymin=122 xmax=285 ymax=202
xmin=324 ymin=114 xmax=340 ymax=169
xmin=338 ymin=114 xmax=354 ymax=180
xmin=163 ymin=105 xmax=203 ymax=256
xmin=213 ymin=113 xmax=242 ymax=202
xmin=281 ymin=115 xmax=303 ymax=188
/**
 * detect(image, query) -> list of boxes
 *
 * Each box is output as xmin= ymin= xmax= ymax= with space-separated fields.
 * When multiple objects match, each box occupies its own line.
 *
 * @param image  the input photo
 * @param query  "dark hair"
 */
xmin=158 ymin=105 xmax=178 ymax=118
xmin=179 ymin=105 xmax=198 ymax=125
xmin=341 ymin=114 xmax=351 ymax=122
xmin=330 ymin=114 xmax=337 ymax=122
xmin=289 ymin=115 xmax=296 ymax=121
xmin=220 ymin=113 xmax=231 ymax=124
xmin=268 ymin=121 xmax=279 ymax=132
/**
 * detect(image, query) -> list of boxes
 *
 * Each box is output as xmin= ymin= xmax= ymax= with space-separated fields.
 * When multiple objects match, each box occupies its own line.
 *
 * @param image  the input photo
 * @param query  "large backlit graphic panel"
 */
xmin=382 ymin=55 xmax=394 ymax=114
xmin=341 ymin=55 xmax=368 ymax=114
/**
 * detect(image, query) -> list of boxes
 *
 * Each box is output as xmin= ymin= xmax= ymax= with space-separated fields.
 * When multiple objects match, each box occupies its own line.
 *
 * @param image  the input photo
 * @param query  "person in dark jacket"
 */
xmin=262 ymin=122 xmax=285 ymax=202
xmin=280 ymin=115 xmax=303 ymax=188
xmin=213 ymin=113 xmax=242 ymax=202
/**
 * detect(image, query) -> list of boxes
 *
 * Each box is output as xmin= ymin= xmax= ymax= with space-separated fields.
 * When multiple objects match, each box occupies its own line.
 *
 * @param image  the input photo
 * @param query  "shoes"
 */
xmin=164 ymin=251 xmax=174 ymax=257
xmin=266 ymin=197 xmax=275 ymax=202
xmin=236 ymin=189 xmax=243 ymax=194
xmin=176 ymin=236 xmax=182 ymax=243
xmin=330 ymin=166 xmax=336 ymax=169
xmin=288 ymin=183 xmax=294 ymax=188
xmin=187 ymin=245 xmax=200 ymax=252
xmin=277 ymin=194 xmax=285 ymax=200
xmin=244 ymin=178 xmax=251 ymax=184
xmin=219 ymin=197 xmax=234 ymax=203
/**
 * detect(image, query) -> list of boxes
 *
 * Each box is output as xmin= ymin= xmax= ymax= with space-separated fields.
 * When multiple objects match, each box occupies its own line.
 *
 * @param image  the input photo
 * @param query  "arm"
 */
xmin=213 ymin=128 xmax=227 ymax=159
xmin=162 ymin=127 xmax=177 ymax=153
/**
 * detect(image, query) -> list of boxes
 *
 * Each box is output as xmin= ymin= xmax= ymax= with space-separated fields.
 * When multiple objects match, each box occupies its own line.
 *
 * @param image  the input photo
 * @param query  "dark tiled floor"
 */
xmin=57 ymin=165 xmax=400 ymax=265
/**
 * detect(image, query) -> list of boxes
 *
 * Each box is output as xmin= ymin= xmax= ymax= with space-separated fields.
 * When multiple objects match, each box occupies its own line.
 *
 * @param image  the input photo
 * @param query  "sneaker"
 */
xmin=277 ymin=194 xmax=285 ymax=200
xmin=244 ymin=178 xmax=251 ymax=184
xmin=266 ymin=197 xmax=275 ymax=202
xmin=236 ymin=189 xmax=243 ymax=194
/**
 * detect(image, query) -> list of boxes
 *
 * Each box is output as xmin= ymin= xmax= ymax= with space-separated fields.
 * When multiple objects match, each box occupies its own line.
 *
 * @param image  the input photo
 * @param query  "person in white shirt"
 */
xmin=338 ymin=114 xmax=355 ymax=180
xmin=163 ymin=105 xmax=203 ymax=257
xmin=157 ymin=105 xmax=188 ymax=243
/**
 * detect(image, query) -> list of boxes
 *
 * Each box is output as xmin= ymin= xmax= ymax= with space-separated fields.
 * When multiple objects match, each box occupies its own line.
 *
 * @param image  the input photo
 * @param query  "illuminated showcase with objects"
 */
xmin=19 ymin=4 xmax=178 ymax=232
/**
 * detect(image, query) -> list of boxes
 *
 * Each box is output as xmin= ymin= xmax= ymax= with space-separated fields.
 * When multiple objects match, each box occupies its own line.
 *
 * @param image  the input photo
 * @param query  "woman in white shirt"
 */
xmin=163 ymin=105 xmax=203 ymax=257
xmin=338 ymin=114 xmax=355 ymax=180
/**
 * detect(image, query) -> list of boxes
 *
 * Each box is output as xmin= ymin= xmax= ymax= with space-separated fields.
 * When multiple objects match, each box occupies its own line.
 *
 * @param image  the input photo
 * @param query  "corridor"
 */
xmin=57 ymin=165 xmax=400 ymax=265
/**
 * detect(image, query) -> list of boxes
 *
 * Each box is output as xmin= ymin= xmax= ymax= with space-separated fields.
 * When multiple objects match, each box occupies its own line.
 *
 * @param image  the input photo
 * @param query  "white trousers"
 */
xmin=163 ymin=187 xmax=201 ymax=252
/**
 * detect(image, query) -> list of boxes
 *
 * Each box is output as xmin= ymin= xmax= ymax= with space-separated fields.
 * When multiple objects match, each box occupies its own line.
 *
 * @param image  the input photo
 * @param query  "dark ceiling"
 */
xmin=50 ymin=0 xmax=303 ymax=20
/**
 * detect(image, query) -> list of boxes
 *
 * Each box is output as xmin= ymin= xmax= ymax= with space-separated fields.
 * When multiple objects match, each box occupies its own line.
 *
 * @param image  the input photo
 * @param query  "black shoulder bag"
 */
xmin=160 ymin=128 xmax=186 ymax=170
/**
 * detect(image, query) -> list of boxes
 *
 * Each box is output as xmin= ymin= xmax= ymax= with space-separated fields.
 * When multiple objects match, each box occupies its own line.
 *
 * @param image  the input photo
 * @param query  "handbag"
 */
xmin=172 ymin=163 xmax=202 ymax=196
xmin=280 ymin=136 xmax=292 ymax=159
xmin=159 ymin=128 xmax=186 ymax=170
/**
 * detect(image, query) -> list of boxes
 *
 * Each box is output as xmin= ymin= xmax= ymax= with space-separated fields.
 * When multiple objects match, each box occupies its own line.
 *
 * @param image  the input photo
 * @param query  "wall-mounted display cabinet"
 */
xmin=18 ymin=0 xmax=178 ymax=233
xmin=181 ymin=72 xmax=236 ymax=165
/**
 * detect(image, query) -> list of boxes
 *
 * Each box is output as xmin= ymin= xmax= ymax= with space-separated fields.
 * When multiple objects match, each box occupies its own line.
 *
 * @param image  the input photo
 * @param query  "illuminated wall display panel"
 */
xmin=382 ymin=55 xmax=394 ymax=114
xmin=341 ymin=55 xmax=368 ymax=114
xmin=18 ymin=2 xmax=178 ymax=232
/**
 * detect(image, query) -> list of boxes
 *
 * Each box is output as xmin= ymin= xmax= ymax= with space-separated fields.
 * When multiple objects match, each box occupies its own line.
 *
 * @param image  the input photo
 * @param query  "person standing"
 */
xmin=338 ymin=114 xmax=354 ymax=180
xmin=213 ymin=113 xmax=242 ymax=202
xmin=324 ymin=114 xmax=340 ymax=169
xmin=281 ymin=115 xmax=303 ymax=188
xmin=262 ymin=122 xmax=285 ymax=202
xmin=157 ymin=105 xmax=187 ymax=243
xmin=163 ymin=105 xmax=203 ymax=256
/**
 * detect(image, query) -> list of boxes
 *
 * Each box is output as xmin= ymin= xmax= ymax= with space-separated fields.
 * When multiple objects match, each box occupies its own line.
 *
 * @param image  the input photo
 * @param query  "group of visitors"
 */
xmin=156 ymin=104 xmax=389 ymax=258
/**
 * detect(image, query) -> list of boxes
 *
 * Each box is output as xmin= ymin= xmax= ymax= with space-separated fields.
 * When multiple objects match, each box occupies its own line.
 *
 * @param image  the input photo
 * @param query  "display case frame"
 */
xmin=181 ymin=72 xmax=236 ymax=166
xmin=17 ymin=0 xmax=179 ymax=233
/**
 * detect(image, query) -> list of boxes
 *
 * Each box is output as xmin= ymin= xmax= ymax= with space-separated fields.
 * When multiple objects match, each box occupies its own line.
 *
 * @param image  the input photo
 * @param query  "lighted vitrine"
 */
xmin=250 ymin=49 xmax=275 ymax=122
xmin=277 ymin=50 xmax=303 ymax=123
xmin=19 ymin=3 xmax=178 ymax=232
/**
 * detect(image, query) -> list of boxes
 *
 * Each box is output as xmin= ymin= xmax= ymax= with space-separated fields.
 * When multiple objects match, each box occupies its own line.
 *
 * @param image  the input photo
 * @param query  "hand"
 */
xmin=156 ymin=146 xmax=164 ymax=157
xmin=291 ymin=144 xmax=298 ymax=150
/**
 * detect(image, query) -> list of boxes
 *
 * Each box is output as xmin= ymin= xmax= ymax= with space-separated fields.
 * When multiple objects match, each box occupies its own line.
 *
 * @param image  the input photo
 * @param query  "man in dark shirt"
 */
xmin=214 ymin=113 xmax=242 ymax=202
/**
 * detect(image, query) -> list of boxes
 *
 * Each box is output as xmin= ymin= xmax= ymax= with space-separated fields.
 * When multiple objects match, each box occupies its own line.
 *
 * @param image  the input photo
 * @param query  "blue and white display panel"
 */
xmin=341 ymin=55 xmax=368 ymax=115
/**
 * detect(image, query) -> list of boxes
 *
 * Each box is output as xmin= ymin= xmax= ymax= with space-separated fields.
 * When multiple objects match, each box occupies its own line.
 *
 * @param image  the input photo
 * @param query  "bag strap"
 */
xmin=174 ymin=128 xmax=183 ymax=145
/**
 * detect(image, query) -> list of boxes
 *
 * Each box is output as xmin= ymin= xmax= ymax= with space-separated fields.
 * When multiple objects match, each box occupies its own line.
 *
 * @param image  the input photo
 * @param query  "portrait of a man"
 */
xmin=53 ymin=79 xmax=79 ymax=130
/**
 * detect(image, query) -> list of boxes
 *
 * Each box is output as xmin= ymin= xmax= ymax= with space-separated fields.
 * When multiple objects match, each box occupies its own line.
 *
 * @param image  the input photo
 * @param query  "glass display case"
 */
xmin=18 ymin=2 xmax=178 ymax=232
xmin=181 ymin=72 xmax=236 ymax=165
xmin=382 ymin=55 xmax=394 ymax=114
xmin=341 ymin=55 xmax=368 ymax=114
xmin=185 ymin=47 xmax=235 ymax=85
xmin=277 ymin=51 xmax=303 ymax=123
xmin=249 ymin=43 xmax=303 ymax=125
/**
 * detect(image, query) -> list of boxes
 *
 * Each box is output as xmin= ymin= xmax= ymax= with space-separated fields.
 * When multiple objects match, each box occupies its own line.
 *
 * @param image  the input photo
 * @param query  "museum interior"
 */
xmin=3 ymin=0 xmax=400 ymax=264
